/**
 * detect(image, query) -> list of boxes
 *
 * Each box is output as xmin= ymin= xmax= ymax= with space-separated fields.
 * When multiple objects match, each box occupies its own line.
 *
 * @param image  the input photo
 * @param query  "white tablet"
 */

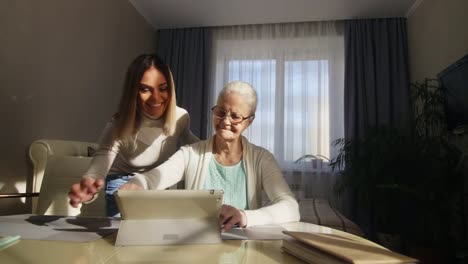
xmin=114 ymin=189 xmax=224 ymax=245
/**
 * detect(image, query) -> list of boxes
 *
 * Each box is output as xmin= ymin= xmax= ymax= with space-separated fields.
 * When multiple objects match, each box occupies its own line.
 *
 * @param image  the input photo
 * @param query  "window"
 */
xmin=283 ymin=60 xmax=330 ymax=163
xmin=209 ymin=23 xmax=344 ymax=172
xmin=224 ymin=59 xmax=332 ymax=170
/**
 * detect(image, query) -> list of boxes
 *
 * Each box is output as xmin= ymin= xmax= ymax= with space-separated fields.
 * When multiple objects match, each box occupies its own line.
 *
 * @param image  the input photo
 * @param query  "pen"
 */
xmin=0 ymin=235 xmax=21 ymax=250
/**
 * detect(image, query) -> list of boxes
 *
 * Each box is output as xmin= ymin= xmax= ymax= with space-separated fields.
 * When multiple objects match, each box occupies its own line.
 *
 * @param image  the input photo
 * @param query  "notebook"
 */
xmin=282 ymin=231 xmax=419 ymax=264
xmin=114 ymin=189 xmax=224 ymax=246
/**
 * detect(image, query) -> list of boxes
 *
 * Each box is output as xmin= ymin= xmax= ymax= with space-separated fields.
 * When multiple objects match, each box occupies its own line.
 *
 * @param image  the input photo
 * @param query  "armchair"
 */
xmin=29 ymin=139 xmax=105 ymax=217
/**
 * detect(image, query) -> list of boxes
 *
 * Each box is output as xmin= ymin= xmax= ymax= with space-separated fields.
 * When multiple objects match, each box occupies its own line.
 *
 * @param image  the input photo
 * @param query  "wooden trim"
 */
xmin=0 ymin=193 xmax=40 ymax=199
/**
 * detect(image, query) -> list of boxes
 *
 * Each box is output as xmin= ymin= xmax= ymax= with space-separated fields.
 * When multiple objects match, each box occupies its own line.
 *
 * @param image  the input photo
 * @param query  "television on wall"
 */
xmin=437 ymin=54 xmax=468 ymax=133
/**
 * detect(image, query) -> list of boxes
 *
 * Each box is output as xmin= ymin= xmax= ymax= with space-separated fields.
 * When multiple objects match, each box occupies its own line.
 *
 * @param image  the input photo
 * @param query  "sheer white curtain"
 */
xmin=207 ymin=21 xmax=346 ymax=212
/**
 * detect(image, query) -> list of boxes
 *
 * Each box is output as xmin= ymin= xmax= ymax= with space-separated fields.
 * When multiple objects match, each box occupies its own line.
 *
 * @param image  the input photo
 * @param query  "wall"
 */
xmin=407 ymin=0 xmax=468 ymax=82
xmin=408 ymin=1 xmax=468 ymax=254
xmin=407 ymin=0 xmax=468 ymax=146
xmin=0 ymin=0 xmax=156 ymax=215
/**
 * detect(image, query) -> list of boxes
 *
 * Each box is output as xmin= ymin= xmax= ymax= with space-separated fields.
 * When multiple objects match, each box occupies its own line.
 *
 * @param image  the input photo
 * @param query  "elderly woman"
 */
xmin=122 ymin=81 xmax=300 ymax=232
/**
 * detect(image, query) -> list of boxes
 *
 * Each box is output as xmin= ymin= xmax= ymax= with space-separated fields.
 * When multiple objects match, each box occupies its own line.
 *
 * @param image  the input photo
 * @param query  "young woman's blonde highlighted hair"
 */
xmin=114 ymin=54 xmax=177 ymax=144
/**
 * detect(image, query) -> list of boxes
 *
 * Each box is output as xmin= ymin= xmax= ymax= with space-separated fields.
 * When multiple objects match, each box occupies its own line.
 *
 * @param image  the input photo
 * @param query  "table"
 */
xmin=0 ymin=222 xmax=379 ymax=264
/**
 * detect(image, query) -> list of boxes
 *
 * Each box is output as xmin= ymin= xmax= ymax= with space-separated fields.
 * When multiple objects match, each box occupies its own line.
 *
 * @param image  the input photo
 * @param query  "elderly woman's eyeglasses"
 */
xmin=211 ymin=106 xmax=254 ymax=124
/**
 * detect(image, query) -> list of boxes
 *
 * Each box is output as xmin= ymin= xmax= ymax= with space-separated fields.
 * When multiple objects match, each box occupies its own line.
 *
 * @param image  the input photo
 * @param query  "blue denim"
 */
xmin=105 ymin=174 xmax=134 ymax=217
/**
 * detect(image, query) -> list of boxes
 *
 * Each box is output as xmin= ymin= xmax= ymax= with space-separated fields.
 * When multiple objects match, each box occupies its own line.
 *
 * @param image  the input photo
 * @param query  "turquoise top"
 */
xmin=204 ymin=157 xmax=248 ymax=210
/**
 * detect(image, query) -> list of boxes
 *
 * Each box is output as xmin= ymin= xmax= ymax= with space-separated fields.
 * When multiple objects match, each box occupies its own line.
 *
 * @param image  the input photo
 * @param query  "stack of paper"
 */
xmin=282 ymin=231 xmax=418 ymax=264
xmin=0 ymin=214 xmax=119 ymax=242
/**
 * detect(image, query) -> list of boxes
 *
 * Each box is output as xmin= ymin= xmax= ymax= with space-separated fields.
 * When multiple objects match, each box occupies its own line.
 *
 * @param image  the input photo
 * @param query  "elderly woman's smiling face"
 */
xmin=213 ymin=91 xmax=253 ymax=141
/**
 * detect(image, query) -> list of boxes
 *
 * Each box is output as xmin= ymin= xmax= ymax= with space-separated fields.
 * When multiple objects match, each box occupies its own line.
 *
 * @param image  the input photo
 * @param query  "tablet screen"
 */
xmin=115 ymin=190 xmax=224 ymax=220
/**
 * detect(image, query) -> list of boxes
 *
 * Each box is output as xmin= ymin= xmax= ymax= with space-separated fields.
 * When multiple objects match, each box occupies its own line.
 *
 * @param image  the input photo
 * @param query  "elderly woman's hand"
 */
xmin=119 ymin=182 xmax=144 ymax=190
xmin=219 ymin=204 xmax=247 ymax=232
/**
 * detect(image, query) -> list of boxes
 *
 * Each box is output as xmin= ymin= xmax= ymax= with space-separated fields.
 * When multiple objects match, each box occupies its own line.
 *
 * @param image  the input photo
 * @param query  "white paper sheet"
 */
xmin=222 ymin=225 xmax=289 ymax=240
xmin=0 ymin=214 xmax=119 ymax=242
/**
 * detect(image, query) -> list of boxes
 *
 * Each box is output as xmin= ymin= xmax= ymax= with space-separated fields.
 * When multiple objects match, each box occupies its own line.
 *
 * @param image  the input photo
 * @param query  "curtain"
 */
xmin=208 ymin=22 xmax=346 ymax=213
xmin=344 ymin=18 xmax=411 ymax=236
xmin=156 ymin=28 xmax=210 ymax=139
xmin=344 ymin=18 xmax=411 ymax=141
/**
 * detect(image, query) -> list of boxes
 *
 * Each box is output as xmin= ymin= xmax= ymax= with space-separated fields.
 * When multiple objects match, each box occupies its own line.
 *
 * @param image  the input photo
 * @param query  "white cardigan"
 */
xmin=130 ymin=136 xmax=300 ymax=227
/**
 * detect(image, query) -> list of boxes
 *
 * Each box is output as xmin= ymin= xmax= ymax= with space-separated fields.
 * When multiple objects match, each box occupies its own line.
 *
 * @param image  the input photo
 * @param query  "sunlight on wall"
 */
xmin=14 ymin=181 xmax=27 ymax=204
xmin=33 ymin=167 xmax=46 ymax=193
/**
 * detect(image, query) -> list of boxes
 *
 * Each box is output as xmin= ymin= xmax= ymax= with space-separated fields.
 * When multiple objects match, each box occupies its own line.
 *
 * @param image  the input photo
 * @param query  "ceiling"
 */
xmin=129 ymin=0 xmax=420 ymax=30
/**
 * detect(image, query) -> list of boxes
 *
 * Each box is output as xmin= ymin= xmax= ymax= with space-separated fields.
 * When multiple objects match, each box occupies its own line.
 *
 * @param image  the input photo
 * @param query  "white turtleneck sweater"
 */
xmin=84 ymin=107 xmax=199 ymax=179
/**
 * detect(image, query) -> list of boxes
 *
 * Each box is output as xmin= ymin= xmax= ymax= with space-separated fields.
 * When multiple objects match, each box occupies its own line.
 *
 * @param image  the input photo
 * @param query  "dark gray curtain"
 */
xmin=156 ymin=28 xmax=210 ymax=139
xmin=344 ymin=18 xmax=412 ymax=238
xmin=344 ymin=18 xmax=411 ymax=141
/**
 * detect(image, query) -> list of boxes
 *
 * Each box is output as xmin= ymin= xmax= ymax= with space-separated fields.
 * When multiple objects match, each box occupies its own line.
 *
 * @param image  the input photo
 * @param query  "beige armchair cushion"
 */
xmin=299 ymin=198 xmax=364 ymax=237
xmin=262 ymin=191 xmax=363 ymax=237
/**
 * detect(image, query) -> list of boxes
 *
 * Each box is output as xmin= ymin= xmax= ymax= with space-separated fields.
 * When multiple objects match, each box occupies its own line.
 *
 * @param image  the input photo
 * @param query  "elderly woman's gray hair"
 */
xmin=218 ymin=81 xmax=258 ymax=115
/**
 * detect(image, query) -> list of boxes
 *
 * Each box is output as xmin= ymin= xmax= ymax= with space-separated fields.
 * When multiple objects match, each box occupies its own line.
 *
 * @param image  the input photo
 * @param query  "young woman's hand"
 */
xmin=68 ymin=176 xmax=104 ymax=207
xmin=219 ymin=204 xmax=247 ymax=232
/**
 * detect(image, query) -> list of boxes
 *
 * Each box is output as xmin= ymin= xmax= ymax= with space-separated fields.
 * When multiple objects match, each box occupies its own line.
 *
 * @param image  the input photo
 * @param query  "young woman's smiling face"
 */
xmin=138 ymin=65 xmax=169 ymax=119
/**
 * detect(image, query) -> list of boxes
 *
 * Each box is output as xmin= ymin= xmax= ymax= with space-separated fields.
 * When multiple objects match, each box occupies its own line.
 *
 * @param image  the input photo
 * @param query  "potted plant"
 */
xmin=330 ymin=127 xmax=414 ymax=247
xmin=402 ymin=78 xmax=465 ymax=262
xmin=330 ymin=78 xmax=466 ymax=261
